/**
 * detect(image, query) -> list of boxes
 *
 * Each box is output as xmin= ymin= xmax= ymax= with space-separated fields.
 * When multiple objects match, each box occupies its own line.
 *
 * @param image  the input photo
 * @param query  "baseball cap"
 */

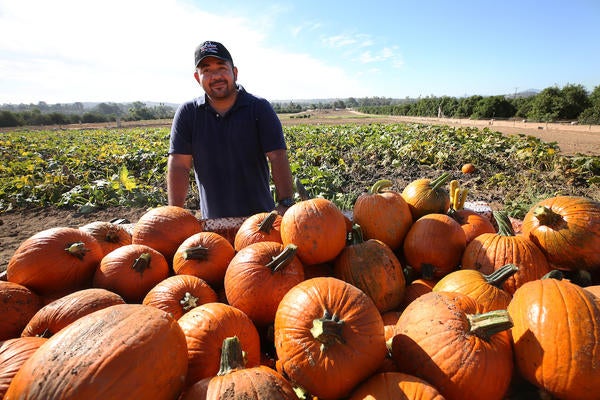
xmin=194 ymin=41 xmax=233 ymax=67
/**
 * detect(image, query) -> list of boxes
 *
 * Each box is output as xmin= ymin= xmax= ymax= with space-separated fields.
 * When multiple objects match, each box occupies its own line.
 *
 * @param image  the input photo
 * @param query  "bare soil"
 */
xmin=2 ymin=111 xmax=599 ymax=274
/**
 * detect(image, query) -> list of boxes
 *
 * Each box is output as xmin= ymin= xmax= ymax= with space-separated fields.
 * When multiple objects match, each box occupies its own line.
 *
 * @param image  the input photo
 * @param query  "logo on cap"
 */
xmin=201 ymin=41 xmax=220 ymax=55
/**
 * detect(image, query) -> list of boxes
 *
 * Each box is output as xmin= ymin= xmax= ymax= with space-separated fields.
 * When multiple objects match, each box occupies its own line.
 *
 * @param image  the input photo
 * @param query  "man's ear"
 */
xmin=233 ymin=66 xmax=238 ymax=82
xmin=193 ymin=71 xmax=201 ymax=84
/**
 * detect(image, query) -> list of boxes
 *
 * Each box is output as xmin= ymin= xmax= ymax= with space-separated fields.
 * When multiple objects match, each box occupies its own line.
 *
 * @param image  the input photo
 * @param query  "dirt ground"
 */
xmin=1 ymin=110 xmax=599 ymax=275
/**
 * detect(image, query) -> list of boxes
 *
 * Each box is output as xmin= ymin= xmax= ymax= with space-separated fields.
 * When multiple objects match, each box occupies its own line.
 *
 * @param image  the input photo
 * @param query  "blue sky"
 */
xmin=0 ymin=0 xmax=598 ymax=105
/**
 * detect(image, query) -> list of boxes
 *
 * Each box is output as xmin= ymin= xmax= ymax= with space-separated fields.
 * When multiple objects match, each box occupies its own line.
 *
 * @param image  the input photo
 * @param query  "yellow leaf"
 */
xmin=119 ymin=166 xmax=137 ymax=191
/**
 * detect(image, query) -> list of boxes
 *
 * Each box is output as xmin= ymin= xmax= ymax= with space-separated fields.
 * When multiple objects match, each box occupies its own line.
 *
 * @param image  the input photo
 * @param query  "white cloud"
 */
xmin=0 ymin=0 xmax=375 ymax=104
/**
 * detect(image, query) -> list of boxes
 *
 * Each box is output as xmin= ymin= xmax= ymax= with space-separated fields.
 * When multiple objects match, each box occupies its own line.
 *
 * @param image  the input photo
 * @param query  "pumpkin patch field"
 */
xmin=1 ymin=122 xmax=600 ymax=399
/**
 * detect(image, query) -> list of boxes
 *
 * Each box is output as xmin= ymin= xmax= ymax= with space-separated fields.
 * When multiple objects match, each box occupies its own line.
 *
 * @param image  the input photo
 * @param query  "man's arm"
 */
xmin=266 ymin=148 xmax=295 ymax=208
xmin=167 ymin=154 xmax=193 ymax=207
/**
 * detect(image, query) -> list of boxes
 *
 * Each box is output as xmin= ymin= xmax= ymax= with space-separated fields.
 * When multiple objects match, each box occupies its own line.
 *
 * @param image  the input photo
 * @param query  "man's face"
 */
xmin=194 ymin=57 xmax=238 ymax=100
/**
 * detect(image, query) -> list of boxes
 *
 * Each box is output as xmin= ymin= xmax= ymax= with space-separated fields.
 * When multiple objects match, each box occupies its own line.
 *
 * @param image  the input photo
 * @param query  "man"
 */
xmin=167 ymin=41 xmax=295 ymax=218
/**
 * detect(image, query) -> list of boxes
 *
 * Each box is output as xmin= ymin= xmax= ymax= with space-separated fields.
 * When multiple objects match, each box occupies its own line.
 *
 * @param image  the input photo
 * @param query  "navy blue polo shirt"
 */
xmin=169 ymin=86 xmax=286 ymax=218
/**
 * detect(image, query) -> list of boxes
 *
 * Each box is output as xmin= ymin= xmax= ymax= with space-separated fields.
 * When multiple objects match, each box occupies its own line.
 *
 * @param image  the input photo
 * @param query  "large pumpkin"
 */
xmin=274 ymin=277 xmax=387 ymax=399
xmin=432 ymin=263 xmax=517 ymax=312
xmin=180 ymin=336 xmax=297 ymax=400
xmin=521 ymin=195 xmax=600 ymax=271
xmin=508 ymin=277 xmax=600 ymax=400
xmin=79 ymin=220 xmax=132 ymax=257
xmin=333 ymin=225 xmax=406 ymax=312
xmin=3 ymin=304 xmax=188 ymax=399
xmin=401 ymin=172 xmax=451 ymax=220
xmin=0 ymin=282 xmax=42 ymax=340
xmin=142 ymin=275 xmax=217 ymax=320
xmin=172 ymin=231 xmax=235 ymax=289
xmin=7 ymin=227 xmax=103 ymax=298
xmin=224 ymin=242 xmax=304 ymax=327
xmin=280 ymin=198 xmax=347 ymax=265
xmin=21 ymin=288 xmax=125 ymax=338
xmin=391 ymin=291 xmax=514 ymax=400
xmin=403 ymin=213 xmax=466 ymax=279
xmin=0 ymin=336 xmax=47 ymax=398
xmin=352 ymin=179 xmax=413 ymax=251
xmin=234 ymin=210 xmax=283 ymax=251
xmin=462 ymin=211 xmax=552 ymax=294
xmin=177 ymin=302 xmax=261 ymax=386
xmin=93 ymin=244 xmax=170 ymax=303
xmin=132 ymin=205 xmax=202 ymax=262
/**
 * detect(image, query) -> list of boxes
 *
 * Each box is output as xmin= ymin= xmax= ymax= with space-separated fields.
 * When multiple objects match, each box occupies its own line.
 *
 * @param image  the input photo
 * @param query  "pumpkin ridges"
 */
xmin=508 ymin=278 xmax=600 ymax=399
xmin=21 ymin=288 xmax=125 ymax=338
xmin=234 ymin=211 xmax=283 ymax=251
xmin=274 ymin=277 xmax=387 ymax=399
xmin=0 ymin=336 xmax=48 ymax=398
xmin=4 ymin=304 xmax=189 ymax=399
xmin=7 ymin=227 xmax=103 ymax=297
xmin=0 ymin=282 xmax=43 ymax=340
xmin=172 ymin=231 xmax=235 ymax=288
xmin=353 ymin=179 xmax=413 ymax=251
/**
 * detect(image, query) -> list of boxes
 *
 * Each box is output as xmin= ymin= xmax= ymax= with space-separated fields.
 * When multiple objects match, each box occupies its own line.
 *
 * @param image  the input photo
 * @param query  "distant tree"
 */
xmin=560 ymin=83 xmax=590 ymax=120
xmin=472 ymin=96 xmax=516 ymax=119
xmin=578 ymin=85 xmax=600 ymax=124
xmin=527 ymin=86 xmax=562 ymax=122
xmin=94 ymin=102 xmax=123 ymax=116
xmin=0 ymin=110 xmax=21 ymax=127
xmin=454 ymin=95 xmax=483 ymax=118
xmin=346 ymin=97 xmax=359 ymax=108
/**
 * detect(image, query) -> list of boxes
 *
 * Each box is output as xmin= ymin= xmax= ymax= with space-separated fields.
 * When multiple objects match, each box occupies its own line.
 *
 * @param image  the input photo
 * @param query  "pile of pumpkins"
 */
xmin=1 ymin=173 xmax=599 ymax=400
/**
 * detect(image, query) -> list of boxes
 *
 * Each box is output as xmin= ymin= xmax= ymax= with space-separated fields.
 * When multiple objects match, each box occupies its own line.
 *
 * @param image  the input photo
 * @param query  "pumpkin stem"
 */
xmin=265 ymin=244 xmax=298 ymax=272
xmin=105 ymin=227 xmax=121 ymax=243
xmin=131 ymin=252 xmax=151 ymax=273
xmin=182 ymin=245 xmax=209 ymax=260
xmin=485 ymin=263 xmax=519 ymax=288
xmin=369 ymin=179 xmax=393 ymax=194
xmin=180 ymin=291 xmax=200 ymax=311
xmin=310 ymin=309 xmax=345 ymax=351
xmin=467 ymin=309 xmax=513 ymax=341
xmin=430 ymin=172 xmax=451 ymax=191
xmin=217 ymin=336 xmax=246 ymax=376
xmin=493 ymin=211 xmax=515 ymax=237
xmin=533 ymin=206 xmax=565 ymax=228
xmin=347 ymin=224 xmax=365 ymax=245
xmin=542 ymin=269 xmax=564 ymax=280
xmin=257 ymin=210 xmax=279 ymax=233
xmin=64 ymin=242 xmax=90 ymax=260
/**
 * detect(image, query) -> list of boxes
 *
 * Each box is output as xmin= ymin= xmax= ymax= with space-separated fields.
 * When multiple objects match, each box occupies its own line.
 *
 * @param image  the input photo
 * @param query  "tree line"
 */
xmin=356 ymin=84 xmax=600 ymax=124
xmin=2 ymin=83 xmax=598 ymax=128
xmin=0 ymin=102 xmax=175 ymax=128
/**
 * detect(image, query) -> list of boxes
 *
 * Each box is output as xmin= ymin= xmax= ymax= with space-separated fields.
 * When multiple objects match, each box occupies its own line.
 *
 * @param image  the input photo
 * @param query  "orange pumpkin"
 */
xmin=179 ymin=336 xmax=297 ymax=400
xmin=508 ymin=277 xmax=600 ymax=399
xmin=432 ymin=263 xmax=517 ymax=312
xmin=79 ymin=220 xmax=132 ymax=257
xmin=401 ymin=172 xmax=451 ymax=220
xmin=93 ymin=244 xmax=170 ymax=303
xmin=462 ymin=211 xmax=552 ymax=295
xmin=348 ymin=372 xmax=445 ymax=400
xmin=274 ymin=277 xmax=387 ymax=399
xmin=172 ymin=231 xmax=235 ymax=288
xmin=233 ymin=210 xmax=282 ymax=251
xmin=142 ymin=275 xmax=217 ymax=320
xmin=333 ymin=225 xmax=406 ymax=312
xmin=224 ymin=242 xmax=304 ymax=327
xmin=0 ymin=336 xmax=47 ymax=398
xmin=132 ymin=205 xmax=202 ymax=262
xmin=21 ymin=288 xmax=125 ymax=338
xmin=521 ymin=195 xmax=600 ymax=271
xmin=353 ymin=179 xmax=413 ymax=251
xmin=177 ymin=302 xmax=261 ymax=386
xmin=0 ymin=282 xmax=42 ymax=340
xmin=7 ymin=227 xmax=103 ymax=298
xmin=403 ymin=213 xmax=466 ymax=279
xmin=392 ymin=291 xmax=514 ymax=400
xmin=280 ymin=198 xmax=347 ymax=265
xmin=4 ymin=304 xmax=188 ymax=399
xmin=461 ymin=163 xmax=476 ymax=174
xmin=400 ymin=278 xmax=437 ymax=310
